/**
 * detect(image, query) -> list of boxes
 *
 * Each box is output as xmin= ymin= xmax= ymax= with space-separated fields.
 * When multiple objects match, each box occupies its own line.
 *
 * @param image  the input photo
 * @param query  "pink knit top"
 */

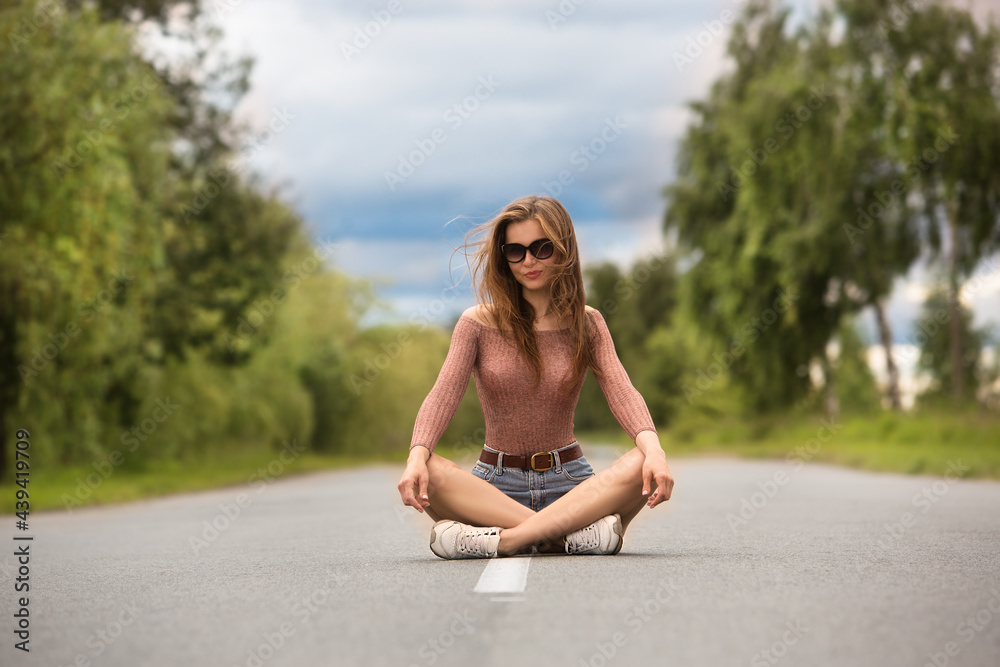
xmin=409 ymin=307 xmax=656 ymax=456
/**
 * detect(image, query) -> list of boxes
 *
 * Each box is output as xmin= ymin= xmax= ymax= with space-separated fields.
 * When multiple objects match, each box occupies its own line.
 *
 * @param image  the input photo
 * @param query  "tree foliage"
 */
xmin=664 ymin=0 xmax=1000 ymax=414
xmin=916 ymin=287 xmax=990 ymax=403
xmin=0 ymin=0 xmax=485 ymax=480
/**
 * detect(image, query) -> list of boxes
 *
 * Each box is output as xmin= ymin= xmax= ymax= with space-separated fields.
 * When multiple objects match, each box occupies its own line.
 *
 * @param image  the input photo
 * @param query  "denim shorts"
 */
xmin=470 ymin=442 xmax=596 ymax=512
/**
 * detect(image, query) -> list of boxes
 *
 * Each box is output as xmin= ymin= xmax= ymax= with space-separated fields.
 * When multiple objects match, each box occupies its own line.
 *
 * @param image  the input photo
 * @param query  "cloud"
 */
xmin=195 ymin=0 xmax=996 ymax=343
xmin=217 ymin=0 xmax=744 ymax=239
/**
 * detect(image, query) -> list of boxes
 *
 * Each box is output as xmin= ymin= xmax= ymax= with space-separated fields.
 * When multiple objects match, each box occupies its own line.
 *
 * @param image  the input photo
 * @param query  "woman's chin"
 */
xmin=519 ymin=278 xmax=550 ymax=292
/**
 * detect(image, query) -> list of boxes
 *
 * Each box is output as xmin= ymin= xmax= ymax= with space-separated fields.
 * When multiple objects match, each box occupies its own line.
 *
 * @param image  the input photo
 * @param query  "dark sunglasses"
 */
xmin=501 ymin=238 xmax=554 ymax=263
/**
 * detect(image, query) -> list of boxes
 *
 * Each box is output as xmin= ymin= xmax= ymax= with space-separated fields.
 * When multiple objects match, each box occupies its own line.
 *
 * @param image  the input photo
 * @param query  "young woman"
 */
xmin=396 ymin=195 xmax=674 ymax=559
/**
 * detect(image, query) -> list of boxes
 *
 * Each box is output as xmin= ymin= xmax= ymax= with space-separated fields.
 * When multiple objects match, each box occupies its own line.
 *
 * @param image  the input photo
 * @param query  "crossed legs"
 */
xmin=423 ymin=448 xmax=652 ymax=556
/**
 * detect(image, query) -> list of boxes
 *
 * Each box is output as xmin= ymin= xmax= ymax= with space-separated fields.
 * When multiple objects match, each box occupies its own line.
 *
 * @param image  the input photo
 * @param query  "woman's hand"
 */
xmin=398 ymin=447 xmax=431 ymax=513
xmin=636 ymin=430 xmax=674 ymax=509
xmin=641 ymin=454 xmax=674 ymax=509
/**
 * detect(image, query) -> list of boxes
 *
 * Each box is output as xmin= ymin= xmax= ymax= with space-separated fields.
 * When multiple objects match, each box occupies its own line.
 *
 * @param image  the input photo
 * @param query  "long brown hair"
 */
xmin=462 ymin=195 xmax=598 ymax=386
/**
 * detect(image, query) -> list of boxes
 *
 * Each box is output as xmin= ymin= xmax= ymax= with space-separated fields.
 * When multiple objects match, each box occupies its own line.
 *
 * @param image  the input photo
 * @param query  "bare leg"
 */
xmin=424 ymin=453 xmax=535 ymax=528
xmin=495 ymin=448 xmax=652 ymax=556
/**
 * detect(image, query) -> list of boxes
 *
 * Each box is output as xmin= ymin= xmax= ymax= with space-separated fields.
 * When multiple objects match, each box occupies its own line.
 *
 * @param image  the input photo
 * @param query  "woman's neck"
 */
xmin=522 ymin=286 xmax=552 ymax=319
xmin=521 ymin=286 xmax=567 ymax=329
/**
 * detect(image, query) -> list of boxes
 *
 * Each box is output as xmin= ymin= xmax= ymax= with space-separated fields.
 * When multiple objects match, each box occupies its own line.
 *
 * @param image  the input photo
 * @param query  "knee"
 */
xmin=617 ymin=448 xmax=646 ymax=490
xmin=426 ymin=454 xmax=461 ymax=491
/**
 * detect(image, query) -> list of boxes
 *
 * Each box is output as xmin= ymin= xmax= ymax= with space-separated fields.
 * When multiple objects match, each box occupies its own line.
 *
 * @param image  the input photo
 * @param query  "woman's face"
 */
xmin=504 ymin=218 xmax=556 ymax=293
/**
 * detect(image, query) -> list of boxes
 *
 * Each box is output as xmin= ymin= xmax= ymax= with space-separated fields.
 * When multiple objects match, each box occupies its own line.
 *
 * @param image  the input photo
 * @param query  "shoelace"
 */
xmin=458 ymin=528 xmax=499 ymax=556
xmin=566 ymin=524 xmax=600 ymax=554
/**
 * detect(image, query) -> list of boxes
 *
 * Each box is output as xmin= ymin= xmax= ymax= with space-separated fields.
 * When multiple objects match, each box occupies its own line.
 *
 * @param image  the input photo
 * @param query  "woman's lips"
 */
xmin=525 ymin=271 xmax=542 ymax=279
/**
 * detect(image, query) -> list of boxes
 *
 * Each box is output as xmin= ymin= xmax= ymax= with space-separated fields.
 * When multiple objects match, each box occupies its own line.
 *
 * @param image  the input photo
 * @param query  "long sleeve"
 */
xmin=409 ymin=316 xmax=479 ymax=455
xmin=588 ymin=309 xmax=657 ymax=439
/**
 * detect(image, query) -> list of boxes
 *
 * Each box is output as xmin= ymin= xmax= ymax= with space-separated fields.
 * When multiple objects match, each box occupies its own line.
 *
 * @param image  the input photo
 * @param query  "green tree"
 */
xmin=832 ymin=317 xmax=881 ymax=415
xmin=1 ymin=1 xmax=175 ymax=474
xmin=0 ymin=0 xmax=340 ymax=477
xmin=834 ymin=0 xmax=1000 ymax=406
xmin=878 ymin=0 xmax=1000 ymax=402
xmin=664 ymin=0 xmax=1000 ymax=414
xmin=665 ymin=1 xmax=841 ymax=412
xmin=585 ymin=256 xmax=678 ymax=354
xmin=580 ymin=255 xmax=679 ymax=429
xmin=916 ymin=287 xmax=990 ymax=404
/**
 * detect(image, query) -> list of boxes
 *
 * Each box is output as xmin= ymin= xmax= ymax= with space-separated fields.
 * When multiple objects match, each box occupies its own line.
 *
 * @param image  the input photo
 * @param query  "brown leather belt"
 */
xmin=479 ymin=443 xmax=583 ymax=472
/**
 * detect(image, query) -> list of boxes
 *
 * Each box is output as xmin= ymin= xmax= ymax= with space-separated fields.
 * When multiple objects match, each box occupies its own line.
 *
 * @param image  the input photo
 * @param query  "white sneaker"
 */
xmin=565 ymin=514 xmax=623 ymax=555
xmin=430 ymin=520 xmax=502 ymax=559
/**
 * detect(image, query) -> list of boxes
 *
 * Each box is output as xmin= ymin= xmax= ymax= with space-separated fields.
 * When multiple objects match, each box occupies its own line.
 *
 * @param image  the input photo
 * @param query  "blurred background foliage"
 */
xmin=1 ymin=0 xmax=999 ymax=498
xmin=0 ymin=0 xmax=485 ymax=483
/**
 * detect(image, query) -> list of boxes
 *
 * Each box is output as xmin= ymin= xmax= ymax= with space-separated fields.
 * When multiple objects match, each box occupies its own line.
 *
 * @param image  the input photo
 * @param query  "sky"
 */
xmin=157 ymin=0 xmax=1000 ymax=341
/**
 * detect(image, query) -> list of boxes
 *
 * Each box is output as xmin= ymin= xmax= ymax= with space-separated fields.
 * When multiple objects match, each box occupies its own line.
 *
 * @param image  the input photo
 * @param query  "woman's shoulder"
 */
xmin=582 ymin=305 xmax=610 ymax=341
xmin=461 ymin=304 xmax=499 ymax=329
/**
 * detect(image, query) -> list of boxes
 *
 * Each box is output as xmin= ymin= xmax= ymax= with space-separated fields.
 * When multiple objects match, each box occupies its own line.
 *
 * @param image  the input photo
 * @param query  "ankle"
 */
xmin=535 ymin=537 xmax=566 ymax=554
xmin=497 ymin=529 xmax=521 ymax=557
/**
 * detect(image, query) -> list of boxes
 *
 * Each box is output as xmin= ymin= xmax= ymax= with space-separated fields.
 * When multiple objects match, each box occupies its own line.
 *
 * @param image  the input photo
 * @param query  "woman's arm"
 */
xmin=587 ymin=307 xmax=658 ymax=440
xmin=588 ymin=307 xmax=674 ymax=507
xmin=409 ymin=313 xmax=479 ymax=456
xmin=400 ymin=312 xmax=479 ymax=513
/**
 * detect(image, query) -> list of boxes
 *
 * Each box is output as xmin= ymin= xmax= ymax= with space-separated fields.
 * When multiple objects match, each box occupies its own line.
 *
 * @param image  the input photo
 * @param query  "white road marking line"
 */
xmin=474 ymin=557 xmax=531 ymax=595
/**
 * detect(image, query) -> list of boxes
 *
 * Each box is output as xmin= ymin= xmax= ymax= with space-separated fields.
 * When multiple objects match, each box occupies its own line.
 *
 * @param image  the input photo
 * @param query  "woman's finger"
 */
xmin=653 ymin=473 xmax=673 ymax=504
xmin=399 ymin=477 xmax=422 ymax=512
xmin=417 ymin=473 xmax=430 ymax=507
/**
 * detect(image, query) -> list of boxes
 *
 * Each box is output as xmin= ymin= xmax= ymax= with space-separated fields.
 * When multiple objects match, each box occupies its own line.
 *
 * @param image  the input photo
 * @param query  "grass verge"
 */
xmin=5 ymin=410 xmax=997 ymax=515
xmin=2 ymin=448 xmax=402 ymax=515
xmin=609 ymin=409 xmax=1000 ymax=480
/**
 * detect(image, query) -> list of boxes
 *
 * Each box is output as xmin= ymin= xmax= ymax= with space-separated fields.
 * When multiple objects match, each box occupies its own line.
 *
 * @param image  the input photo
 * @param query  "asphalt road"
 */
xmin=3 ymin=445 xmax=999 ymax=667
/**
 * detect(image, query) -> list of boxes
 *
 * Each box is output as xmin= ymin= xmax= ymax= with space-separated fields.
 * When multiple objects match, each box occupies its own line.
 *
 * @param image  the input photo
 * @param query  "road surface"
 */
xmin=3 ymin=445 xmax=999 ymax=666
